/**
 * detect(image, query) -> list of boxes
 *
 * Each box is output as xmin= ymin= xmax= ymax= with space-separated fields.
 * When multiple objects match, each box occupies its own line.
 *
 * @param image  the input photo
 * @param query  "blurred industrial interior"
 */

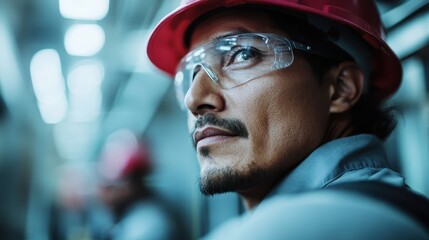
xmin=0 ymin=0 xmax=429 ymax=239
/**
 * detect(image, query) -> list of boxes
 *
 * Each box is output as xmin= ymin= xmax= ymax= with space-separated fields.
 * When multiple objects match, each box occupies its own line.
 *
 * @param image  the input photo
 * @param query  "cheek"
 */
xmin=229 ymin=73 xmax=330 ymax=167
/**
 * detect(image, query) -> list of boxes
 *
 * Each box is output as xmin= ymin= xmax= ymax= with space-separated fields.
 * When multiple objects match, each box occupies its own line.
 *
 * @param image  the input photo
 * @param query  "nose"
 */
xmin=184 ymin=68 xmax=225 ymax=117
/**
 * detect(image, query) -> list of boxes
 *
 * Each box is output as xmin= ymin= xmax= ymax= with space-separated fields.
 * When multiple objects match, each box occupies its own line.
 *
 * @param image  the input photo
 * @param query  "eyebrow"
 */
xmin=211 ymin=28 xmax=251 ymax=42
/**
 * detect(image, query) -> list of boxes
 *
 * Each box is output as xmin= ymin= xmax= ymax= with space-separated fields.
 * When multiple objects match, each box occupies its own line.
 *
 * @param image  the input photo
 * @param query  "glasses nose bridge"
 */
xmin=192 ymin=62 xmax=219 ymax=85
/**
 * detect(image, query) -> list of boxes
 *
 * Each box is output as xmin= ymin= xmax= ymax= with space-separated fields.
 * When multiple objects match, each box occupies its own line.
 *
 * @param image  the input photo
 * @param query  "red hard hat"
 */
xmin=98 ymin=141 xmax=152 ymax=183
xmin=147 ymin=0 xmax=402 ymax=100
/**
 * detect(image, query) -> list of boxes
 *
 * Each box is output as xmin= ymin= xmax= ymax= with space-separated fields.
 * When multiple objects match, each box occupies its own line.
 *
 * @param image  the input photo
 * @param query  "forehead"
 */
xmin=189 ymin=8 xmax=288 ymax=49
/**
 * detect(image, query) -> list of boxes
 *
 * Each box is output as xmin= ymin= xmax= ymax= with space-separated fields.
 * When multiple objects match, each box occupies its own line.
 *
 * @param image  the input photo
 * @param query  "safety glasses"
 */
xmin=174 ymin=33 xmax=313 ymax=108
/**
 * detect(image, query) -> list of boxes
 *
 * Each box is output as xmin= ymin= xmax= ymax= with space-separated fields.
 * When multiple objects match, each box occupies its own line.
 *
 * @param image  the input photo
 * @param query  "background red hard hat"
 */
xmin=98 ymin=131 xmax=152 ymax=183
xmin=147 ymin=0 xmax=402 ymax=100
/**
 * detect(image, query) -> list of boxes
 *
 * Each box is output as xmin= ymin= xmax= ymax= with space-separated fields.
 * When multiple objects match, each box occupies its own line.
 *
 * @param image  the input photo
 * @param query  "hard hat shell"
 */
xmin=98 ymin=142 xmax=152 ymax=183
xmin=147 ymin=0 xmax=402 ymax=100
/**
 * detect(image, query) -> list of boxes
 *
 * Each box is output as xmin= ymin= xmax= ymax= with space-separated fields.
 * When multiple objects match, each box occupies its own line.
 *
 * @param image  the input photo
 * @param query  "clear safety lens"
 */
xmin=174 ymin=33 xmax=311 ymax=108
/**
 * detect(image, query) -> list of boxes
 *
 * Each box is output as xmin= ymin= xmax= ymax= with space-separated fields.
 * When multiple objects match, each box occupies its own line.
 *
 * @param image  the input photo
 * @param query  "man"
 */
xmin=147 ymin=0 xmax=429 ymax=238
xmin=95 ymin=135 xmax=185 ymax=239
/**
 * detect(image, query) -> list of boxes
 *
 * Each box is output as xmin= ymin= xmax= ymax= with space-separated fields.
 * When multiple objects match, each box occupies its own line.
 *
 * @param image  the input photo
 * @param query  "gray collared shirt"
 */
xmin=269 ymin=134 xmax=405 ymax=197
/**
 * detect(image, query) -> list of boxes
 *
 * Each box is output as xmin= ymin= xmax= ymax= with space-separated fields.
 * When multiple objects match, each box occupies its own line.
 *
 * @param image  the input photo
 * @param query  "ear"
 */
xmin=328 ymin=62 xmax=364 ymax=113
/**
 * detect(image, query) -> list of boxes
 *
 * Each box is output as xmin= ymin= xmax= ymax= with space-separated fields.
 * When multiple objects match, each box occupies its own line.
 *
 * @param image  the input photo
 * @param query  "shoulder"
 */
xmin=204 ymin=188 xmax=429 ymax=240
xmin=202 ymin=217 xmax=245 ymax=240
xmin=234 ymin=189 xmax=429 ymax=240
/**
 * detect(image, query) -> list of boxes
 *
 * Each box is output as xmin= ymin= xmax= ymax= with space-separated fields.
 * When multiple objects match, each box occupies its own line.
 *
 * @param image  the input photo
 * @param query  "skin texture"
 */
xmin=185 ymin=8 xmax=364 ymax=209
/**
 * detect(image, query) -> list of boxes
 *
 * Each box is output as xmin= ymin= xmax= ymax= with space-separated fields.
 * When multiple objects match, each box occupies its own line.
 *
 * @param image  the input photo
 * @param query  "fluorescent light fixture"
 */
xmin=67 ymin=60 xmax=105 ymax=95
xmin=38 ymin=98 xmax=68 ymax=124
xmin=30 ymin=49 xmax=68 ymax=124
xmin=66 ymin=60 xmax=104 ymax=122
xmin=64 ymin=24 xmax=105 ymax=57
xmin=59 ymin=0 xmax=109 ymax=20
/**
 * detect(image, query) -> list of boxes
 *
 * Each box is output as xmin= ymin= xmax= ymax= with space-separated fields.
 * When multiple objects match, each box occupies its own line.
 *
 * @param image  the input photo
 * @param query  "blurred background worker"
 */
xmin=94 ymin=130 xmax=185 ymax=240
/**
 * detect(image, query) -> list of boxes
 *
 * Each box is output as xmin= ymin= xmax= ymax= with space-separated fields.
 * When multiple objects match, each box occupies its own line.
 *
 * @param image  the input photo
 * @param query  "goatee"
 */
xmin=198 ymin=163 xmax=267 ymax=196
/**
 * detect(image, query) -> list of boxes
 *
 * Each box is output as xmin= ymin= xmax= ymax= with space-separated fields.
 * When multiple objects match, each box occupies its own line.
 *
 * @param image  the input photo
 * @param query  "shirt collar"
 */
xmin=268 ymin=134 xmax=390 ymax=196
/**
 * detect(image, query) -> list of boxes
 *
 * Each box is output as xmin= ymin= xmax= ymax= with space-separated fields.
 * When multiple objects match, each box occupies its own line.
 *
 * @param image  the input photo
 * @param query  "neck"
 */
xmin=239 ymin=191 xmax=266 ymax=210
xmin=322 ymin=113 xmax=355 ymax=143
xmin=238 ymin=174 xmax=285 ymax=210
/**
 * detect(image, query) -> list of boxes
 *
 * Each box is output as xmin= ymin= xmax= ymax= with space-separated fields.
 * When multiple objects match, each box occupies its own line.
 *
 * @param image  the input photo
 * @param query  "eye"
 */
xmin=234 ymin=48 xmax=257 ymax=62
xmin=230 ymin=48 xmax=257 ymax=63
xmin=227 ymin=47 xmax=259 ymax=66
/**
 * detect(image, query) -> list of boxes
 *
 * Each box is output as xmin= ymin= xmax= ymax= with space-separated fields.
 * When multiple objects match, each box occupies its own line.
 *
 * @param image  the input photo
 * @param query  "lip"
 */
xmin=194 ymin=127 xmax=237 ymax=146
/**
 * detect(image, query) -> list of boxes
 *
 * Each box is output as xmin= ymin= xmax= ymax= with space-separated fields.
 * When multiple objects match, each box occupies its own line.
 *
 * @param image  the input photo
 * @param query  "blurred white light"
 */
xmin=59 ymin=0 xmax=109 ymax=20
xmin=30 ymin=49 xmax=68 ymax=124
xmin=30 ymin=49 xmax=64 ymax=100
xmin=64 ymin=24 xmax=105 ymax=56
xmin=67 ymin=60 xmax=105 ymax=95
xmin=66 ymin=60 xmax=104 ymax=122
xmin=38 ymin=98 xmax=68 ymax=124
xmin=175 ymin=72 xmax=183 ymax=85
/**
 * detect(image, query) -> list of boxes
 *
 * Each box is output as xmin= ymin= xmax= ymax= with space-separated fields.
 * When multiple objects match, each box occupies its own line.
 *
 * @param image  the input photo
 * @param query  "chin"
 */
xmin=198 ymin=168 xmax=238 ymax=196
xmin=198 ymin=163 xmax=267 ymax=196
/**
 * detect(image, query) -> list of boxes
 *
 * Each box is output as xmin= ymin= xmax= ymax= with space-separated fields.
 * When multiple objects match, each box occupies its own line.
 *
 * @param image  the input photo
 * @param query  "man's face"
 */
xmin=98 ymin=182 xmax=132 ymax=210
xmin=185 ymin=8 xmax=332 ymax=196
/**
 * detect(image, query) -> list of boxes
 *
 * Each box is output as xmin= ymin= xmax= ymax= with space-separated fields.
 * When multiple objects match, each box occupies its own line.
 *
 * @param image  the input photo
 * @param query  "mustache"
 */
xmin=191 ymin=113 xmax=249 ymax=145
